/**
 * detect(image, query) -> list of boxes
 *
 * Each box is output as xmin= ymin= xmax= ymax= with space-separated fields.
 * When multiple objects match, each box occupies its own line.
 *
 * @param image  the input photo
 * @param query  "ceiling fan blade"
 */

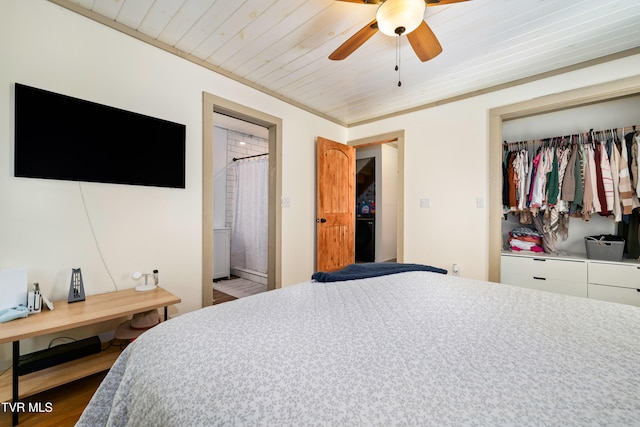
xmin=407 ymin=20 xmax=443 ymax=62
xmin=426 ymin=0 xmax=469 ymax=6
xmin=334 ymin=0 xmax=383 ymax=4
xmin=335 ymin=0 xmax=468 ymax=5
xmin=329 ymin=19 xmax=379 ymax=60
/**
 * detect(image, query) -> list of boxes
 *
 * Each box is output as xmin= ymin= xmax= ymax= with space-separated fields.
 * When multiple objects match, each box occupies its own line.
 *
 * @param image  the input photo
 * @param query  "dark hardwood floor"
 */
xmin=213 ymin=287 xmax=238 ymax=304
xmin=0 ymin=290 xmax=237 ymax=427
xmin=0 ymin=371 xmax=107 ymax=427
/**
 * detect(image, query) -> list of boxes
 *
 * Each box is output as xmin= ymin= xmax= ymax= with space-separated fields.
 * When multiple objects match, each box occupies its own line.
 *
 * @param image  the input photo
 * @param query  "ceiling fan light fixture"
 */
xmin=376 ymin=0 xmax=426 ymax=37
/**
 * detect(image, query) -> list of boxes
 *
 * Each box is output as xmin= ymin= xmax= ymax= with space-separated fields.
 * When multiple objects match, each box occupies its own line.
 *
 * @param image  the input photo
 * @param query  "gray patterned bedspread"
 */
xmin=77 ymin=272 xmax=640 ymax=426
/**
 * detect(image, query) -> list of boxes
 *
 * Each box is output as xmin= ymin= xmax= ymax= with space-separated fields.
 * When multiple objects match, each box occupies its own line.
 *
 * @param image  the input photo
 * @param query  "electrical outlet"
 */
xmin=452 ymin=264 xmax=460 ymax=276
xmin=420 ymin=197 xmax=431 ymax=208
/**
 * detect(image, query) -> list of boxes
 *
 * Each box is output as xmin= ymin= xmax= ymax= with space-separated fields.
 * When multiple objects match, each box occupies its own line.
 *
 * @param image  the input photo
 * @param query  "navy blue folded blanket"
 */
xmin=311 ymin=262 xmax=447 ymax=283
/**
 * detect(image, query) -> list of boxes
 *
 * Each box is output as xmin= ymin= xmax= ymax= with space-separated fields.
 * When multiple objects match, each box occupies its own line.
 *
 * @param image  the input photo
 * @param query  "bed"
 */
xmin=77 ymin=266 xmax=640 ymax=426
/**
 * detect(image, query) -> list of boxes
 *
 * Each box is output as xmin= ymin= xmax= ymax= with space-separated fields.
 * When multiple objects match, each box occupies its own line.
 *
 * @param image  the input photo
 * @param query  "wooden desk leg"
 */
xmin=12 ymin=340 xmax=19 ymax=426
xmin=164 ymin=306 xmax=168 ymax=321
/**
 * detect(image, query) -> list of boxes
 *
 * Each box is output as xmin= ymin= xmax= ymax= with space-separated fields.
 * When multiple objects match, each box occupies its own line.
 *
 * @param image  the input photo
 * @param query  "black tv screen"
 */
xmin=14 ymin=83 xmax=186 ymax=188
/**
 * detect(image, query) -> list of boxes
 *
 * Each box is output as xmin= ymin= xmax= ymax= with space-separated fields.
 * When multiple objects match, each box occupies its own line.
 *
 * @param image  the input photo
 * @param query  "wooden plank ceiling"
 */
xmin=53 ymin=0 xmax=640 ymax=126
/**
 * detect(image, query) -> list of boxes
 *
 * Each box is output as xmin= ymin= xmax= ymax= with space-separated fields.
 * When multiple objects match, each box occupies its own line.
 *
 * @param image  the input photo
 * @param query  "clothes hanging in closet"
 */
xmin=503 ymin=127 xmax=640 ymax=255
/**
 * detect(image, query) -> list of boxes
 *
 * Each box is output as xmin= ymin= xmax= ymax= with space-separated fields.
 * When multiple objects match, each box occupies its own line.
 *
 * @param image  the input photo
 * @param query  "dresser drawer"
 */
xmin=501 ymin=255 xmax=587 ymax=297
xmin=588 ymin=262 xmax=640 ymax=289
xmin=502 ymin=255 xmax=586 ymax=282
xmin=517 ymin=277 xmax=587 ymax=297
xmin=588 ymin=283 xmax=640 ymax=307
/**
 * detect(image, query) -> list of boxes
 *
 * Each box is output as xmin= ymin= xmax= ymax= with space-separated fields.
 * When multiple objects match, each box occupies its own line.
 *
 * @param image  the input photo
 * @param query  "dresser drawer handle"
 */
xmin=533 ymin=258 xmax=546 ymax=262
xmin=533 ymin=276 xmax=546 ymax=280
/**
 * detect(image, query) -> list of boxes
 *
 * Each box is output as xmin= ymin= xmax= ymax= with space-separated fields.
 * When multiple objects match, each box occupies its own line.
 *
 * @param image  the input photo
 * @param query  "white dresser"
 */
xmin=501 ymin=252 xmax=640 ymax=307
xmin=500 ymin=253 xmax=587 ymax=297
xmin=587 ymin=260 xmax=640 ymax=306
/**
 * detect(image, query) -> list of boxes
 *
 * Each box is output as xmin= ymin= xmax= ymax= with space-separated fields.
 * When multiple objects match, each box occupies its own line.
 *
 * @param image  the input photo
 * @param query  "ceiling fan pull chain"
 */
xmin=396 ymin=35 xmax=402 ymax=87
xmin=395 ymin=35 xmax=399 ymax=72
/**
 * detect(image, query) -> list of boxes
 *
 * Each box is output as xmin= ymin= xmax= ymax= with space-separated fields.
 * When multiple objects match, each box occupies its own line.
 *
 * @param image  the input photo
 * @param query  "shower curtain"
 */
xmin=230 ymin=156 xmax=268 ymax=274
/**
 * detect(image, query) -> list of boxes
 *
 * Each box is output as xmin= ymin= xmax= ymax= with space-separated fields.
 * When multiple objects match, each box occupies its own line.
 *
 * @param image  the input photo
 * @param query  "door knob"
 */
xmin=316 ymin=218 xmax=327 ymax=223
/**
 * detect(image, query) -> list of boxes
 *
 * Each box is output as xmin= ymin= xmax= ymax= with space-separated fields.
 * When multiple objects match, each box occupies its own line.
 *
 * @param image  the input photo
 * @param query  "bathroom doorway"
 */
xmin=202 ymin=93 xmax=282 ymax=307
xmin=213 ymin=113 xmax=269 ymax=290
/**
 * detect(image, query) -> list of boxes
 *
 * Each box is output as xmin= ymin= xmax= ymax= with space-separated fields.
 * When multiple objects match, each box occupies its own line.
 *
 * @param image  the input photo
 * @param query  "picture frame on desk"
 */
xmin=0 ymin=268 xmax=28 ymax=312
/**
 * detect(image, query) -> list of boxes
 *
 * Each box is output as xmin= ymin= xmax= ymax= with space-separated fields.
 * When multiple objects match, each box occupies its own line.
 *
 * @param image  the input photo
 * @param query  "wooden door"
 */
xmin=316 ymin=137 xmax=355 ymax=272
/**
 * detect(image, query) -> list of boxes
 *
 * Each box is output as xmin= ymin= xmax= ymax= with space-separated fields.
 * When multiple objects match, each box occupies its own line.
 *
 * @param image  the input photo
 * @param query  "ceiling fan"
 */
xmin=329 ymin=0 xmax=469 ymax=62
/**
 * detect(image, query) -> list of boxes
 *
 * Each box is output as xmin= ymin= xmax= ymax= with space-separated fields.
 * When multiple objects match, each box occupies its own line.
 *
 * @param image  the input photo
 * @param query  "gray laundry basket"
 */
xmin=585 ymin=235 xmax=625 ymax=261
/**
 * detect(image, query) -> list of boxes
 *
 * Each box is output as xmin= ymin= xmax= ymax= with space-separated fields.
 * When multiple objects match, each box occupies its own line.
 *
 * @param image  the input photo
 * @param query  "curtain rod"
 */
xmin=232 ymin=153 xmax=269 ymax=162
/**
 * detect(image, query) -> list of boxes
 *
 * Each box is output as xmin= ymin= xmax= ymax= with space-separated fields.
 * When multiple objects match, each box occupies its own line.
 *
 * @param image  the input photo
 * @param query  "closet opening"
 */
xmin=488 ymin=76 xmax=640 ymax=282
xmin=501 ymin=100 xmax=640 ymax=258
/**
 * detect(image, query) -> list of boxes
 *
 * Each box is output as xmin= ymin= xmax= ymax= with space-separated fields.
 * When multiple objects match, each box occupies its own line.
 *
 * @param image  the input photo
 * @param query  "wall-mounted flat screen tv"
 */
xmin=14 ymin=83 xmax=186 ymax=188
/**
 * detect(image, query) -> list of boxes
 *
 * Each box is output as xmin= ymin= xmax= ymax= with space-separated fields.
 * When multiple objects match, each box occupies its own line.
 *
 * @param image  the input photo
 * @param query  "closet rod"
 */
xmin=504 ymin=124 xmax=640 ymax=147
xmin=232 ymin=152 xmax=268 ymax=162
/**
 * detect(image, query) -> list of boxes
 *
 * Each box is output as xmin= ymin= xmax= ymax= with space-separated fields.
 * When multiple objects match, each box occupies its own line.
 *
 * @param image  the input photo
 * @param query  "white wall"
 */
xmin=380 ymin=144 xmax=398 ymax=261
xmin=502 ymin=96 xmax=640 ymax=142
xmin=213 ymin=127 xmax=228 ymax=228
xmin=0 ymin=0 xmax=345 ymax=361
xmin=347 ymin=54 xmax=640 ymax=279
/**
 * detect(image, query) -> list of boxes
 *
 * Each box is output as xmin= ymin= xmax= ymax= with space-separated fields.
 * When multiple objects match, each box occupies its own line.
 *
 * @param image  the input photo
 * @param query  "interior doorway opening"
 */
xmin=202 ymin=93 xmax=282 ymax=307
xmin=356 ymin=156 xmax=376 ymax=262
xmin=349 ymin=130 xmax=405 ymax=263
xmin=213 ymin=113 xmax=269 ymax=296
